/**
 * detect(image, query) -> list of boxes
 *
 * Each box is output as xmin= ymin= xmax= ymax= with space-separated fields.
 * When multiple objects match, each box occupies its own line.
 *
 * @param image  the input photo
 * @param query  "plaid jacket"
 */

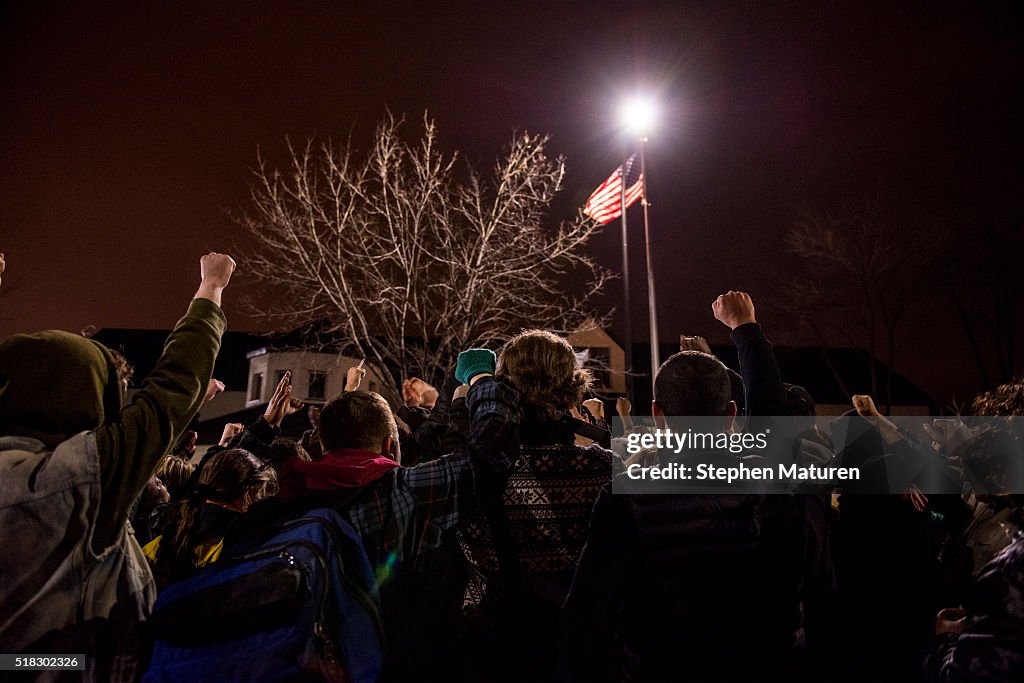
xmin=343 ymin=376 xmax=521 ymax=578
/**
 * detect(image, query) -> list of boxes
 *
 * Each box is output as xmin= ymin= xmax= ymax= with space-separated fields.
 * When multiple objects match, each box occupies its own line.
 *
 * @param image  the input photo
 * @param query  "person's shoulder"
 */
xmin=583 ymin=442 xmax=627 ymax=472
xmin=518 ymin=441 xmax=621 ymax=474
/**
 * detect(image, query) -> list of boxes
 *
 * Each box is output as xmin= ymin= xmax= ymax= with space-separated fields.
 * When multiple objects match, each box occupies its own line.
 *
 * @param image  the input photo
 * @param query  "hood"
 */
xmin=0 ymin=330 xmax=122 ymax=448
xmin=277 ymin=448 xmax=400 ymax=501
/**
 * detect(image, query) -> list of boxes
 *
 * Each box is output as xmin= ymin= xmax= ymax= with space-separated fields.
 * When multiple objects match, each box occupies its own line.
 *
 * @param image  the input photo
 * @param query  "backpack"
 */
xmin=143 ymin=507 xmax=384 ymax=682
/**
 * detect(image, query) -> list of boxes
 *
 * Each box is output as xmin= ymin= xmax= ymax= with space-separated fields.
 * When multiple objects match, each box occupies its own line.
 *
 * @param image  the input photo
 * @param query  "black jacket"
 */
xmin=560 ymin=323 xmax=833 ymax=682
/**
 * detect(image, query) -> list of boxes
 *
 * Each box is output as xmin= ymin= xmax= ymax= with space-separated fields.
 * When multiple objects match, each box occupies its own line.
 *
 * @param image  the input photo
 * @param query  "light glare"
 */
xmin=620 ymin=96 xmax=658 ymax=136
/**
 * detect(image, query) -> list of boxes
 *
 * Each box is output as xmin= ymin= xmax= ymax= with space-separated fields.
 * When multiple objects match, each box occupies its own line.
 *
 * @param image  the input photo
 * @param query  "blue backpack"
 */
xmin=144 ymin=507 xmax=384 ymax=682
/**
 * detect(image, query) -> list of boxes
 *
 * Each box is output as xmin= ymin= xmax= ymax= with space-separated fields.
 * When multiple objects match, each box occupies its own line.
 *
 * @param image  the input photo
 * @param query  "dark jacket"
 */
xmin=560 ymin=323 xmax=831 ymax=682
xmin=925 ymin=532 xmax=1024 ymax=682
xmin=562 ymin=490 xmax=816 ymax=682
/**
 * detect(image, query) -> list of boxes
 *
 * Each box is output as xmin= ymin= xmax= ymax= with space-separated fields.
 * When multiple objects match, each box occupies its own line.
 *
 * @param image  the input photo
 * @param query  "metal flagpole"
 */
xmin=620 ymin=153 xmax=633 ymax=402
xmin=639 ymin=137 xmax=660 ymax=388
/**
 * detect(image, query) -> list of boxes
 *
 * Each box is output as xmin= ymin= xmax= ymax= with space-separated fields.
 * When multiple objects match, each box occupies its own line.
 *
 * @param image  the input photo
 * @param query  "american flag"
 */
xmin=583 ymin=154 xmax=644 ymax=224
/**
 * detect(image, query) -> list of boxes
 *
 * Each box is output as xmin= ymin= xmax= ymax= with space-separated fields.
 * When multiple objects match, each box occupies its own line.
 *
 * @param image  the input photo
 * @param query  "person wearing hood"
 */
xmin=233 ymin=351 xmax=521 ymax=682
xmin=0 ymin=252 xmax=234 ymax=682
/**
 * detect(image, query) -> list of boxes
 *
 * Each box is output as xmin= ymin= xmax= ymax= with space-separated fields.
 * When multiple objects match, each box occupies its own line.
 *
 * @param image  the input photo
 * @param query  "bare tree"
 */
xmin=782 ymin=203 xmax=932 ymax=413
xmin=237 ymin=114 xmax=610 ymax=397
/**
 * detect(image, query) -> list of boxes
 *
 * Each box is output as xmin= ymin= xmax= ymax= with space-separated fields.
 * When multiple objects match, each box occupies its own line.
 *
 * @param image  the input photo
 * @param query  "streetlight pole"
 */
xmin=620 ymin=150 xmax=633 ymax=402
xmin=639 ymin=136 xmax=660 ymax=387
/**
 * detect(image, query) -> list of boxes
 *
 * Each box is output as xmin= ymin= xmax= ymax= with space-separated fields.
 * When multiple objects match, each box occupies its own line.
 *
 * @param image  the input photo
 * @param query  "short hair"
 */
xmin=267 ymin=437 xmax=312 ymax=473
xmin=654 ymin=351 xmax=731 ymax=416
xmin=319 ymin=391 xmax=397 ymax=452
xmin=784 ymin=383 xmax=816 ymax=417
xmin=497 ymin=329 xmax=591 ymax=419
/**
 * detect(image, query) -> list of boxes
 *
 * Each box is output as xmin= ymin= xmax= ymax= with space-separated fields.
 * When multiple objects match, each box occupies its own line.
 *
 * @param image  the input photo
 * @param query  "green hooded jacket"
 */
xmin=0 ymin=297 xmax=225 ymax=681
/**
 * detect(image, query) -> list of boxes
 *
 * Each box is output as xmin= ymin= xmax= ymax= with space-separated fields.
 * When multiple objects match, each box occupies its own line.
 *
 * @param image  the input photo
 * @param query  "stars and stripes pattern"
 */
xmin=583 ymin=154 xmax=644 ymax=224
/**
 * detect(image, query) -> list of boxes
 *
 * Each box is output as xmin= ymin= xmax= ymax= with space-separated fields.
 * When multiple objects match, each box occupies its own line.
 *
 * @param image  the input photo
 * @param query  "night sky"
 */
xmin=2 ymin=1 xmax=1021 ymax=405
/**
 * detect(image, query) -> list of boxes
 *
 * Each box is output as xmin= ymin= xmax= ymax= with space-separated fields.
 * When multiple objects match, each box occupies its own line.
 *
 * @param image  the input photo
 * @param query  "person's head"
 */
xmin=652 ymin=351 xmax=736 ymax=428
xmin=109 ymin=349 xmax=134 ymax=396
xmin=131 ymin=476 xmax=170 ymax=533
xmin=142 ymin=475 xmax=170 ymax=508
xmin=969 ymin=379 xmax=1024 ymax=497
xmin=973 ymin=379 xmax=1024 ymax=417
xmin=267 ymin=437 xmax=312 ymax=473
xmin=784 ymin=383 xmax=818 ymax=434
xmin=154 ymin=448 xmax=276 ymax=587
xmin=497 ymin=329 xmax=591 ymax=420
xmin=155 ymin=454 xmax=196 ymax=500
xmin=189 ymin=448 xmax=276 ymax=513
xmin=0 ymin=331 xmax=123 ymax=448
xmin=318 ymin=391 xmax=400 ymax=461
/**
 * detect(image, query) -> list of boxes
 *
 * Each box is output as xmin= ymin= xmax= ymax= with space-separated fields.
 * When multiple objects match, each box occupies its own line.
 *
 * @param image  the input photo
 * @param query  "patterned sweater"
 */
xmin=457 ymin=418 xmax=624 ymax=617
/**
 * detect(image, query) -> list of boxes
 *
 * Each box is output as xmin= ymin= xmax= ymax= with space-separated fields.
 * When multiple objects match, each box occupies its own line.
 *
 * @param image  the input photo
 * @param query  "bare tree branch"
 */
xmin=237 ymin=114 xmax=610 ymax=396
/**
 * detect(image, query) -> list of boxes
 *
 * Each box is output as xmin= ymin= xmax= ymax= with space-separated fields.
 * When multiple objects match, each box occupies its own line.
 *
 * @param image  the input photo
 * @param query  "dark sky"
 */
xmin=2 ymin=1 xmax=1021 ymax=404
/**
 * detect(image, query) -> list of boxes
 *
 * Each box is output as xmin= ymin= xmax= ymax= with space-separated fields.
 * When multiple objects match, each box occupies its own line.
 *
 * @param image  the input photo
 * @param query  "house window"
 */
xmin=250 ymin=372 xmax=264 ymax=401
xmin=308 ymin=371 xmax=327 ymax=400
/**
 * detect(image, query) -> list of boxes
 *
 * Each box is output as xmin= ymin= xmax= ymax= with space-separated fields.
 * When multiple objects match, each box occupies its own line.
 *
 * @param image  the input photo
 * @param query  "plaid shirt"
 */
xmin=343 ymin=376 xmax=521 ymax=576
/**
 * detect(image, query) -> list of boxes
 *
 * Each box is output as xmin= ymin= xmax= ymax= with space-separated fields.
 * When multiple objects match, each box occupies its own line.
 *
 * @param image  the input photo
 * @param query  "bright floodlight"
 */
xmin=620 ymin=96 xmax=658 ymax=137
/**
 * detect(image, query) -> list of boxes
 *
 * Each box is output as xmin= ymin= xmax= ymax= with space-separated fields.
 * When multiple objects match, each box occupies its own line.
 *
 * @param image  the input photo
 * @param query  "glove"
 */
xmin=455 ymin=348 xmax=496 ymax=385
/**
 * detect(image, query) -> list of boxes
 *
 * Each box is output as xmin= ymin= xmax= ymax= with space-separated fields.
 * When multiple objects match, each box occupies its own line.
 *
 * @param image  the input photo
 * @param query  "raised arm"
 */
xmin=390 ymin=350 xmax=520 ymax=535
xmin=93 ymin=253 xmax=234 ymax=550
xmin=713 ymin=290 xmax=789 ymax=417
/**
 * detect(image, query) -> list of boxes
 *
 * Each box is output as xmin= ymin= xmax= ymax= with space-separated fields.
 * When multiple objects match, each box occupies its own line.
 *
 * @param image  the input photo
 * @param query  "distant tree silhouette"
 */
xmin=783 ymin=203 xmax=934 ymax=413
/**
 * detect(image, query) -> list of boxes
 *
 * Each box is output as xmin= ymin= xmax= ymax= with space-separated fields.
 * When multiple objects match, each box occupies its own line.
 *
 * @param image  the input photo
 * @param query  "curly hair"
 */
xmin=497 ymin=329 xmax=591 ymax=420
xmin=973 ymin=379 xmax=1024 ymax=417
xmin=109 ymin=348 xmax=134 ymax=391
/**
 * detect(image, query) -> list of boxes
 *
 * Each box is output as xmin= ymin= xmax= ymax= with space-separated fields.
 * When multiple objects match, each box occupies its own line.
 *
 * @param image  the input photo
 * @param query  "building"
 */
xmin=568 ymin=318 xmax=627 ymax=394
xmin=243 ymin=347 xmax=388 ymax=407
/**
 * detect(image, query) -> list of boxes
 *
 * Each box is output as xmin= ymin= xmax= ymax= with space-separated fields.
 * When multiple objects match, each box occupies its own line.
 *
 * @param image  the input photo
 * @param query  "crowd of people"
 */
xmin=0 ymin=251 xmax=1021 ymax=682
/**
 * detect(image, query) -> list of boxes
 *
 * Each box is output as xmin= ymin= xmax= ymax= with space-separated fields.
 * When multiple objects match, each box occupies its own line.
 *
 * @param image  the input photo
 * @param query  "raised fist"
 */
xmin=582 ymin=398 xmax=605 ymax=421
xmin=219 ymin=422 xmax=243 ymax=447
xmin=851 ymin=394 xmax=881 ymax=418
xmin=402 ymin=378 xmax=422 ymax=406
xmin=403 ymin=377 xmax=438 ymax=409
xmin=616 ymin=396 xmax=632 ymax=417
xmin=200 ymin=252 xmax=236 ymax=290
xmin=346 ymin=364 xmax=367 ymax=392
xmin=712 ymin=291 xmax=756 ymax=330
xmin=204 ymin=378 xmax=226 ymax=404
xmin=455 ymin=348 xmax=496 ymax=385
xmin=934 ymin=607 xmax=966 ymax=636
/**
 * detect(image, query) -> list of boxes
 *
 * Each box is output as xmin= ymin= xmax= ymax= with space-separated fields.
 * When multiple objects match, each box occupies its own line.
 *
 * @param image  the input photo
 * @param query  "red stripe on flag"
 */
xmin=584 ymin=174 xmax=644 ymax=224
